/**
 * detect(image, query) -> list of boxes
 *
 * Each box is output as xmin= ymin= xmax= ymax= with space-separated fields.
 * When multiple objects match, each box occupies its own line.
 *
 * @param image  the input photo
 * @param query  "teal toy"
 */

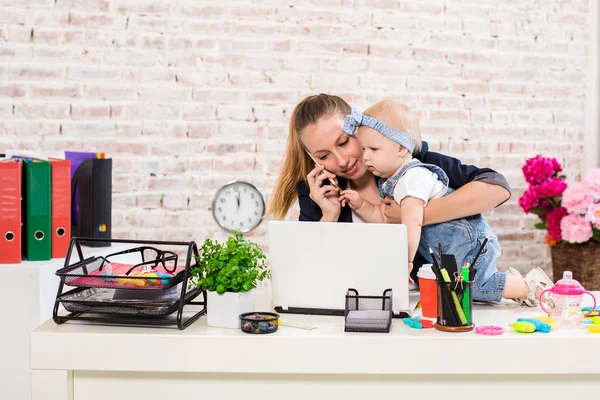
xmin=403 ymin=317 xmax=423 ymax=329
xmin=581 ymin=306 xmax=600 ymax=313
xmin=156 ymin=273 xmax=172 ymax=285
xmin=99 ymin=271 xmax=116 ymax=282
xmin=402 ymin=317 xmax=434 ymax=329
xmin=516 ymin=318 xmax=552 ymax=333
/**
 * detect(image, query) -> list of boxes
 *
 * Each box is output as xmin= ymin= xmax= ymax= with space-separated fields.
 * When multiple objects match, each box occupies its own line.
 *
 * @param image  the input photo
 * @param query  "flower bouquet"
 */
xmin=518 ymin=155 xmax=600 ymax=288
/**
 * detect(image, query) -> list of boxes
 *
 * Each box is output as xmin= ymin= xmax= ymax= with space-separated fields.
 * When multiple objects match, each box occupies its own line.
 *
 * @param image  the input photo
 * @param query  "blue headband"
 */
xmin=342 ymin=108 xmax=416 ymax=153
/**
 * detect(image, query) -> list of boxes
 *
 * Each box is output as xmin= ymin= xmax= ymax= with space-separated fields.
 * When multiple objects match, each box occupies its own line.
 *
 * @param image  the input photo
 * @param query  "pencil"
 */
xmin=470 ymin=236 xmax=489 ymax=271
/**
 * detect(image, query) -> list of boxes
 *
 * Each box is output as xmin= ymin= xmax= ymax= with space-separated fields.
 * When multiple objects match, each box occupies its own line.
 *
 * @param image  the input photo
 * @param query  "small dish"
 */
xmin=239 ymin=312 xmax=279 ymax=334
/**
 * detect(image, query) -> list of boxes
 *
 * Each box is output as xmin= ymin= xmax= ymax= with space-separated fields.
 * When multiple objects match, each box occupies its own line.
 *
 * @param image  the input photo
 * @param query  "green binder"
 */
xmin=23 ymin=160 xmax=51 ymax=261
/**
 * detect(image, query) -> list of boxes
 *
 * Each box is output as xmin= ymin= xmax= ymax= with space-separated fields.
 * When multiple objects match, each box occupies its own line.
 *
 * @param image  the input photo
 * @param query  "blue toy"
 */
xmin=403 ymin=317 xmax=423 ymax=329
xmin=516 ymin=318 xmax=552 ymax=333
xmin=99 ymin=271 xmax=116 ymax=282
xmin=156 ymin=273 xmax=172 ymax=286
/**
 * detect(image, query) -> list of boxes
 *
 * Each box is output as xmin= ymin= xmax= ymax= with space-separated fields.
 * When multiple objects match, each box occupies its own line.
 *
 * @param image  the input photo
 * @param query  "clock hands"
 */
xmin=236 ymin=192 xmax=240 ymax=211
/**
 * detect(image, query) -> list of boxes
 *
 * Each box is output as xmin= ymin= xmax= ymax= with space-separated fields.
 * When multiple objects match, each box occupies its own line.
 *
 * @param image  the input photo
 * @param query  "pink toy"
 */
xmin=539 ymin=271 xmax=597 ymax=328
xmin=475 ymin=325 xmax=505 ymax=336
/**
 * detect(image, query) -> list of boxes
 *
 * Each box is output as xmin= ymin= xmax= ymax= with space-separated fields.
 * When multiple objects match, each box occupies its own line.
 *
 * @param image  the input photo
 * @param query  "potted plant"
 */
xmin=190 ymin=230 xmax=270 ymax=328
xmin=518 ymin=155 xmax=600 ymax=289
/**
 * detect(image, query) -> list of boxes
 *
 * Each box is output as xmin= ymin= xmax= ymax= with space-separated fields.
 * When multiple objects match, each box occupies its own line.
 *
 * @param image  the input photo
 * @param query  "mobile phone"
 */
xmin=305 ymin=151 xmax=341 ymax=191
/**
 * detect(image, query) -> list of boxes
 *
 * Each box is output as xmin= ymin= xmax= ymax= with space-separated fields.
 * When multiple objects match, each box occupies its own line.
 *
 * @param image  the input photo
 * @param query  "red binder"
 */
xmin=50 ymin=158 xmax=71 ymax=259
xmin=0 ymin=159 xmax=22 ymax=264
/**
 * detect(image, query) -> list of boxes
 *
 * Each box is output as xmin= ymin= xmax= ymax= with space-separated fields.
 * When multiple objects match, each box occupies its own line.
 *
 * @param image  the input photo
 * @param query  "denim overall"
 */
xmin=379 ymin=160 xmax=506 ymax=303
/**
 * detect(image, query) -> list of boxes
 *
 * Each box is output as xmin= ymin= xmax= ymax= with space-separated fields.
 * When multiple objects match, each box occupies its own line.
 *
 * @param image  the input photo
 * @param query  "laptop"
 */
xmin=267 ymin=221 xmax=412 ymax=318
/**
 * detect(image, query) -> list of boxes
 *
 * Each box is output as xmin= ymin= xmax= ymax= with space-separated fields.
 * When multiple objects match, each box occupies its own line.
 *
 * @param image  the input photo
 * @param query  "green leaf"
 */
xmin=216 ymin=284 xmax=225 ymax=294
xmin=531 ymin=207 xmax=545 ymax=216
xmin=593 ymin=229 xmax=600 ymax=244
xmin=534 ymin=222 xmax=547 ymax=230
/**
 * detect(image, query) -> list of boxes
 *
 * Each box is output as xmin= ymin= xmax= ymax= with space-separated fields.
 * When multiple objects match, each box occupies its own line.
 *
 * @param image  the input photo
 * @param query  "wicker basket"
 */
xmin=550 ymin=242 xmax=600 ymax=290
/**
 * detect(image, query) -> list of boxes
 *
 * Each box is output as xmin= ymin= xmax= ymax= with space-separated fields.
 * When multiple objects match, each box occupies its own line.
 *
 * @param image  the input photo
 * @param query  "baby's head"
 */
xmin=352 ymin=100 xmax=422 ymax=178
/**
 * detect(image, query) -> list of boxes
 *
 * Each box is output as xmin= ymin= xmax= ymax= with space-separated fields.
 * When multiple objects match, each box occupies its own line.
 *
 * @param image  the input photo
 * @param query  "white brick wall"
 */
xmin=0 ymin=0 xmax=592 ymax=274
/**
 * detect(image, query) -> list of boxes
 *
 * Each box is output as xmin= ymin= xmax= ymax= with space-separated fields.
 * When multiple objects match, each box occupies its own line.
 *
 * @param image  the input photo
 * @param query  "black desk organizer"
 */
xmin=344 ymin=288 xmax=393 ymax=333
xmin=53 ymin=237 xmax=205 ymax=330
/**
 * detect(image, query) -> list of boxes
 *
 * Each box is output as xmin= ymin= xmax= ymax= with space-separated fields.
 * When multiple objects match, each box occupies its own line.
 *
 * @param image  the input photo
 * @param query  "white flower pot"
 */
xmin=206 ymin=290 xmax=256 ymax=329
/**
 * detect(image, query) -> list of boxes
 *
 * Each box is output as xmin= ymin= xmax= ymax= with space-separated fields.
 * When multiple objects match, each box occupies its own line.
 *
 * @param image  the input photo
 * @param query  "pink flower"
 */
xmin=583 ymin=168 xmax=600 ymax=200
xmin=586 ymin=203 xmax=600 ymax=229
xmin=522 ymin=155 xmax=563 ymax=185
xmin=536 ymin=178 xmax=567 ymax=199
xmin=546 ymin=207 xmax=568 ymax=240
xmin=518 ymin=186 xmax=540 ymax=213
xmin=561 ymin=182 xmax=593 ymax=215
xmin=560 ymin=214 xmax=593 ymax=243
xmin=551 ymin=158 xmax=563 ymax=174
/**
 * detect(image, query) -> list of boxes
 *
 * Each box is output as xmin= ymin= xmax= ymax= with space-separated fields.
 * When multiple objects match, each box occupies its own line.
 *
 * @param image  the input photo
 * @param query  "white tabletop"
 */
xmin=31 ymin=295 xmax=600 ymax=376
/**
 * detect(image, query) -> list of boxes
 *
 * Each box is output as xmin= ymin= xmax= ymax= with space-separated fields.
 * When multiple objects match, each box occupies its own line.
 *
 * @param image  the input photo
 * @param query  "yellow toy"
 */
xmin=588 ymin=325 xmax=600 ymax=334
xmin=511 ymin=321 xmax=536 ymax=333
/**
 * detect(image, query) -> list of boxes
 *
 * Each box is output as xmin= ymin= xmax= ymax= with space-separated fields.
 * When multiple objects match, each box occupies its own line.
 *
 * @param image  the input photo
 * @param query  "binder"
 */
xmin=50 ymin=159 xmax=71 ymax=258
xmin=23 ymin=159 xmax=51 ymax=261
xmin=71 ymin=158 xmax=112 ymax=247
xmin=0 ymin=159 xmax=22 ymax=264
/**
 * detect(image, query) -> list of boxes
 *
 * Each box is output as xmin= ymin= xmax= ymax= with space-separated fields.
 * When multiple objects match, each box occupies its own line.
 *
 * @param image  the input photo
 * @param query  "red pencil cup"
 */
xmin=417 ymin=264 xmax=437 ymax=318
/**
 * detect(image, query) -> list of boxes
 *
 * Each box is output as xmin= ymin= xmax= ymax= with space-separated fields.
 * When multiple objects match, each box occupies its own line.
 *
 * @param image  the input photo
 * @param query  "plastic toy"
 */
xmin=516 ymin=318 xmax=552 ymax=333
xmin=475 ymin=325 xmax=505 ymax=335
xmin=99 ymin=271 xmax=116 ymax=282
xmin=534 ymin=316 xmax=557 ymax=329
xmin=588 ymin=325 xmax=600 ymax=334
xmin=402 ymin=317 xmax=434 ymax=329
xmin=157 ymin=273 xmax=173 ymax=285
xmin=511 ymin=321 xmax=536 ymax=333
xmin=581 ymin=306 xmax=600 ymax=313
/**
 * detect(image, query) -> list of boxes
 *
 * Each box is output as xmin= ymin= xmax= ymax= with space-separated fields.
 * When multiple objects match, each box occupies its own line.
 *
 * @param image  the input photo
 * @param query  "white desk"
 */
xmin=31 ymin=297 xmax=600 ymax=400
xmin=1 ymin=244 xmax=130 ymax=400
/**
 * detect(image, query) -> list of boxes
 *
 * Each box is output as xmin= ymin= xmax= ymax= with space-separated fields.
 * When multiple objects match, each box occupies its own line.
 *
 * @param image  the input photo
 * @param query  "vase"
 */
xmin=550 ymin=242 xmax=600 ymax=291
xmin=206 ymin=290 xmax=256 ymax=329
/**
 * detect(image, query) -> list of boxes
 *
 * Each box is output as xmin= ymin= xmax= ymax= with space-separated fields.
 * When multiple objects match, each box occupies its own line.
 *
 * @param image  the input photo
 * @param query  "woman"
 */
xmin=267 ymin=93 xmax=551 ymax=305
xmin=268 ymin=93 xmax=511 ymax=224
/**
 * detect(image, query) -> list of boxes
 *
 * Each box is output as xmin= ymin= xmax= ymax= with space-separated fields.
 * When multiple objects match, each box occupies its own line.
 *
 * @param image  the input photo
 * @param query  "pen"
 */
xmin=470 ymin=236 xmax=489 ymax=272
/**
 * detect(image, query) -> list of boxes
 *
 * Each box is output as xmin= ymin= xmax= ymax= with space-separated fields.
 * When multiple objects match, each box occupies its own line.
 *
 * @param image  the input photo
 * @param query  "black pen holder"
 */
xmin=434 ymin=280 xmax=474 ymax=332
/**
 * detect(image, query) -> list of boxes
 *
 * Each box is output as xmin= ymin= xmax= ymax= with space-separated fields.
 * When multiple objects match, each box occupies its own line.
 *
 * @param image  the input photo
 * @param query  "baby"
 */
xmin=338 ymin=100 xmax=551 ymax=305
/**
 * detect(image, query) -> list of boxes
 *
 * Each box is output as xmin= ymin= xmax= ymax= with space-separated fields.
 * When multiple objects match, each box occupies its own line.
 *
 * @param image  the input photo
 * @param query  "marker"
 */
xmin=461 ymin=263 xmax=471 ymax=324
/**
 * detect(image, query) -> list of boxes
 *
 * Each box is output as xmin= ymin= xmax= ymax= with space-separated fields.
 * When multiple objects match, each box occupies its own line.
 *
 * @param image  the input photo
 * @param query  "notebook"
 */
xmin=268 ymin=221 xmax=413 ymax=317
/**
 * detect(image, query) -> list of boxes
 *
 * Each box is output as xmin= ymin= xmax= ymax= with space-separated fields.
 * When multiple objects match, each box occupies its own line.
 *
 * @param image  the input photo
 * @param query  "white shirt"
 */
xmin=392 ymin=167 xmax=446 ymax=206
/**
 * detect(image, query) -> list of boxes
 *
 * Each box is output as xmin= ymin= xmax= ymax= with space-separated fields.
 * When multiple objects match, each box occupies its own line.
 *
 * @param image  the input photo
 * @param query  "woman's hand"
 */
xmin=306 ymin=165 xmax=341 ymax=221
xmin=382 ymin=197 xmax=402 ymax=224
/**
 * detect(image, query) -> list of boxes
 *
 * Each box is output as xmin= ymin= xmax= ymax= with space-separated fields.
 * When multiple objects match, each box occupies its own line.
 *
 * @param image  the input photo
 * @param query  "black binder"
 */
xmin=71 ymin=158 xmax=111 ymax=247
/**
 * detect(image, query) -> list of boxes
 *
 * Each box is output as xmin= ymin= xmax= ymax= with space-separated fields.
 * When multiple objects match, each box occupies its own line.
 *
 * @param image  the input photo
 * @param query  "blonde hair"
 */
xmin=362 ymin=100 xmax=422 ymax=154
xmin=267 ymin=94 xmax=351 ymax=220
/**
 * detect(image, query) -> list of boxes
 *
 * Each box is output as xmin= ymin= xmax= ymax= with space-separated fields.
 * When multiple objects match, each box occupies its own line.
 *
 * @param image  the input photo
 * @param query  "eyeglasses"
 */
xmin=98 ymin=246 xmax=179 ymax=275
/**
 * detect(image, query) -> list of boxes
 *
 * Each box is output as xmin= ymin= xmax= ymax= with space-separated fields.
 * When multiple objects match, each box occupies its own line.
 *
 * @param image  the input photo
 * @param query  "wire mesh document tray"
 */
xmin=53 ymin=237 xmax=205 ymax=330
xmin=344 ymin=288 xmax=393 ymax=333
xmin=55 ymin=245 xmax=186 ymax=290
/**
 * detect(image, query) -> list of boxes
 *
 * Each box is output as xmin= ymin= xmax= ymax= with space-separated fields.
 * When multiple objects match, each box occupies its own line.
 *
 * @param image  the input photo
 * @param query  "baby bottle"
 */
xmin=539 ymin=271 xmax=597 ymax=328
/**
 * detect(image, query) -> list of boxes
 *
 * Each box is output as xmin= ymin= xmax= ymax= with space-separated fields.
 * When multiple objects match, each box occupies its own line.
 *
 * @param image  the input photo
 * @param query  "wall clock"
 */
xmin=212 ymin=181 xmax=265 ymax=233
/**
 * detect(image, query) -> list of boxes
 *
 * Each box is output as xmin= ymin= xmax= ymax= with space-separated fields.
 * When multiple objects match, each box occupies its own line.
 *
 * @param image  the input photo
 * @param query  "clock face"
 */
xmin=212 ymin=181 xmax=265 ymax=233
